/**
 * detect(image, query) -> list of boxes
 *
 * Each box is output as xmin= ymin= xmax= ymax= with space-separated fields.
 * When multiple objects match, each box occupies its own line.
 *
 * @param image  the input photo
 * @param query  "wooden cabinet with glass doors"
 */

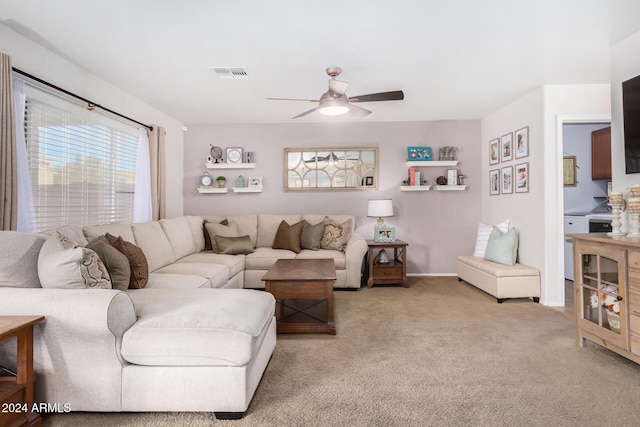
xmin=570 ymin=233 xmax=640 ymax=365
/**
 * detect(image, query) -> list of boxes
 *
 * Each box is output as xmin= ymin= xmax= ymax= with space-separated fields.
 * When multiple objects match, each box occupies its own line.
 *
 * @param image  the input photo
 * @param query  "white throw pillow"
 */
xmin=38 ymin=232 xmax=112 ymax=289
xmin=473 ymin=220 xmax=510 ymax=257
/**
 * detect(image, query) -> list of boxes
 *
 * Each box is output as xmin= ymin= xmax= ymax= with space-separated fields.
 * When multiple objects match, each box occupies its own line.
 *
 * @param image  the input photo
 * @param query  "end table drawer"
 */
xmin=373 ymin=266 xmax=402 ymax=279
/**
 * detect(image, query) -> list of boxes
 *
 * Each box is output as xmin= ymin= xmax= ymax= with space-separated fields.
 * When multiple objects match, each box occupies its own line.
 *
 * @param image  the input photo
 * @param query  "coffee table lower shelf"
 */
xmin=273 ymin=298 xmax=335 ymax=334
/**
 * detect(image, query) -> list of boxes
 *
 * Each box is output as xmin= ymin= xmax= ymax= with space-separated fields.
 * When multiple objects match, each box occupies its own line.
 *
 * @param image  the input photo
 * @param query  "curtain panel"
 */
xmin=148 ymin=125 xmax=166 ymax=220
xmin=0 ymin=52 xmax=17 ymax=230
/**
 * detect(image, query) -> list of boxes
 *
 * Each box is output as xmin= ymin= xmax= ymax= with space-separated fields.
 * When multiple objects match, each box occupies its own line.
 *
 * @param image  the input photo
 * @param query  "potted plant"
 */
xmin=216 ymin=176 xmax=226 ymax=188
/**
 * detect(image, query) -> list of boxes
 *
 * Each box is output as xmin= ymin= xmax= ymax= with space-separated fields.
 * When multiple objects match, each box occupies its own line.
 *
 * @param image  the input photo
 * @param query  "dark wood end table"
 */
xmin=262 ymin=259 xmax=336 ymax=335
xmin=0 ymin=316 xmax=45 ymax=427
xmin=365 ymin=239 xmax=409 ymax=288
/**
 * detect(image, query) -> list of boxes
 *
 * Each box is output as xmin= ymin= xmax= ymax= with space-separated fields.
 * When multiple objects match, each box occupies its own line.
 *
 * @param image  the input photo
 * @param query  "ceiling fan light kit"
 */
xmin=267 ymin=66 xmax=404 ymax=119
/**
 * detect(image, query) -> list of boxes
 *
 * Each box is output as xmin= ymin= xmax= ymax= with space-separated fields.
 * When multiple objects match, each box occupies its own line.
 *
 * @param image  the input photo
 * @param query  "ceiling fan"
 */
xmin=266 ymin=67 xmax=404 ymax=119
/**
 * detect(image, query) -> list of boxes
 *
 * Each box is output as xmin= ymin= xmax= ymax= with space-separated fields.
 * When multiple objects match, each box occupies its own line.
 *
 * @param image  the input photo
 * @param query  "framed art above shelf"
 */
xmin=399 ymin=185 xmax=431 ymax=191
xmin=405 ymin=160 xmax=458 ymax=167
xmin=205 ymin=163 xmax=256 ymax=169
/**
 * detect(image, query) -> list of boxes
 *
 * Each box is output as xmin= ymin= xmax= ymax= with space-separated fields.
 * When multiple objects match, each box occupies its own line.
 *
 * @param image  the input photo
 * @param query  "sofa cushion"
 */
xmin=84 ymin=223 xmax=136 ymax=244
xmin=160 ymin=216 xmax=198 ymax=260
xmin=106 ymin=233 xmax=149 ymax=289
xmin=214 ymin=235 xmax=254 ymax=255
xmin=131 ymin=221 xmax=177 ymax=272
xmin=257 ymin=214 xmax=302 ymax=248
xmin=153 ymin=263 xmax=230 ymax=288
xmin=38 ymin=232 xmax=112 ymax=289
xmin=205 ymin=221 xmax=240 ymax=253
xmin=176 ymin=252 xmax=244 ymax=277
xmin=86 ymin=235 xmax=131 ymax=291
xmin=122 ymin=289 xmax=275 ymax=366
xmin=320 ymin=217 xmax=352 ymax=252
xmin=272 ymin=220 xmax=304 ymax=253
xmin=0 ymin=231 xmax=47 ymax=288
xmin=146 ymin=273 xmax=211 ymax=289
xmin=185 ymin=215 xmax=206 ymax=252
xmin=295 ymin=249 xmax=347 ymax=269
xmin=245 ymin=247 xmax=297 ymax=270
xmin=300 ymin=220 xmax=324 ymax=251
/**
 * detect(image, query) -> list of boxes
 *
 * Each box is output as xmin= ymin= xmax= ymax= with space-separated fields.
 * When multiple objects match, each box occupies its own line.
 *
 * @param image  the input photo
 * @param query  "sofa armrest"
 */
xmin=344 ymin=233 xmax=368 ymax=288
xmin=0 ymin=288 xmax=136 ymax=411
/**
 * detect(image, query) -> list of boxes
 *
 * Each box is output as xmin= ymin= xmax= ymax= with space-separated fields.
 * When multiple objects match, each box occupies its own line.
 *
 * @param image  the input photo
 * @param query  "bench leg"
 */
xmin=496 ymin=298 xmax=504 ymax=303
xmin=457 ymin=277 xmax=462 ymax=282
xmin=533 ymin=297 xmax=540 ymax=303
xmin=215 ymin=412 xmax=244 ymax=420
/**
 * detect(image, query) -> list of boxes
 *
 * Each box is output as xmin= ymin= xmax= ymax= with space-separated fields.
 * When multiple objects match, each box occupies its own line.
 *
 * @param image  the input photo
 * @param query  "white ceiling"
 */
xmin=2 ymin=0 xmax=640 ymax=125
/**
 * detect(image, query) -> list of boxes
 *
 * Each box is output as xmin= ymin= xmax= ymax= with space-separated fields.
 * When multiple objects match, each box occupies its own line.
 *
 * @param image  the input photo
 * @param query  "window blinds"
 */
xmin=24 ymin=93 xmax=139 ymax=232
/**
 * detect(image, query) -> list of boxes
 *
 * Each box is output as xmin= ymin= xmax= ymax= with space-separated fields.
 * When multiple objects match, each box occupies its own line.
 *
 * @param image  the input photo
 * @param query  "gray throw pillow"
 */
xmin=272 ymin=220 xmax=304 ymax=253
xmin=300 ymin=220 xmax=324 ymax=251
xmin=205 ymin=221 xmax=240 ymax=253
xmin=484 ymin=227 xmax=519 ymax=265
xmin=87 ymin=235 xmax=131 ymax=291
xmin=214 ymin=235 xmax=254 ymax=255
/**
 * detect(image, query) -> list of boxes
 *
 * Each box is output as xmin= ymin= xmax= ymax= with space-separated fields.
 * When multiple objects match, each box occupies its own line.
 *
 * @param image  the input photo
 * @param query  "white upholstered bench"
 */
xmin=456 ymin=255 xmax=540 ymax=303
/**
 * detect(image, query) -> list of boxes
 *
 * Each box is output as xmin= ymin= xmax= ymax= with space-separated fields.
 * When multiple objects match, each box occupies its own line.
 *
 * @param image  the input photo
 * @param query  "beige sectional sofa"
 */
xmin=0 ymin=213 xmax=366 ymax=419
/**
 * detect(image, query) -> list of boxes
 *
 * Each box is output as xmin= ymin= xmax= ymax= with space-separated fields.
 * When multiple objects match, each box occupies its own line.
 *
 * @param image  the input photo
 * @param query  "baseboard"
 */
xmin=407 ymin=273 xmax=458 ymax=277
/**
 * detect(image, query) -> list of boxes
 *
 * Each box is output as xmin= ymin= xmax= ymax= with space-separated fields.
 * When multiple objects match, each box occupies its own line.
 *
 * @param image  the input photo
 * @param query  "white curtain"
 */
xmin=133 ymin=127 xmax=152 ymax=223
xmin=13 ymin=76 xmax=35 ymax=232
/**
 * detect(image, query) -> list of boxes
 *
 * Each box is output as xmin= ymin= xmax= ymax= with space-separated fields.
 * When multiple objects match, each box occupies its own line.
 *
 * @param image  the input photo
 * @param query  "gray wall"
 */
xmin=183 ymin=120 xmax=481 ymax=274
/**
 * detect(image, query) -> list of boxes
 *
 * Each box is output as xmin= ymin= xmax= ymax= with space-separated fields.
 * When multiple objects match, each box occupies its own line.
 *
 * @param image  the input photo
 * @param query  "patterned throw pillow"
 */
xmin=272 ymin=220 xmax=304 ymax=253
xmin=38 ymin=232 xmax=112 ymax=289
xmin=105 ymin=233 xmax=149 ymax=289
xmin=320 ymin=217 xmax=352 ymax=252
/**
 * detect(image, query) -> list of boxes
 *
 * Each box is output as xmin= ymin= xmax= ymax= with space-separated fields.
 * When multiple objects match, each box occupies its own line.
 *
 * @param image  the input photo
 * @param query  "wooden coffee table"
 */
xmin=262 ymin=259 xmax=336 ymax=335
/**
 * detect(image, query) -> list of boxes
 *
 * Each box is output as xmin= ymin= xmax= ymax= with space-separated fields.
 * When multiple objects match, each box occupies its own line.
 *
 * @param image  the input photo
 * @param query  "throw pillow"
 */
xmin=214 ymin=235 xmax=254 ymax=255
xmin=484 ymin=227 xmax=519 ymax=266
xmin=320 ymin=217 xmax=352 ymax=252
xmin=86 ymin=235 xmax=131 ymax=291
xmin=473 ymin=220 xmax=510 ymax=257
xmin=300 ymin=220 xmax=324 ymax=251
xmin=204 ymin=221 xmax=239 ymax=253
xmin=38 ymin=232 xmax=112 ymax=289
xmin=105 ymin=233 xmax=149 ymax=289
xmin=272 ymin=220 xmax=305 ymax=253
xmin=203 ymin=219 xmax=229 ymax=251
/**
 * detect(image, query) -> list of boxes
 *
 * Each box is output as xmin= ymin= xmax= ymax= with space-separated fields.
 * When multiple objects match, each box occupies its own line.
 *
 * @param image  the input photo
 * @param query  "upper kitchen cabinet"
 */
xmin=592 ymin=127 xmax=611 ymax=180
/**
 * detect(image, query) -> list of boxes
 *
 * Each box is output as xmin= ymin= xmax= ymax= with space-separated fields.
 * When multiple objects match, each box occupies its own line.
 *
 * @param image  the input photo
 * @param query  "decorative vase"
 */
xmin=217 ymin=180 xmax=226 ymax=188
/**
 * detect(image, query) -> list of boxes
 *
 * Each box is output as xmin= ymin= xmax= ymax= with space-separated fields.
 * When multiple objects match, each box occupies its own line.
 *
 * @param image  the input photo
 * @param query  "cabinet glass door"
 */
xmin=580 ymin=253 xmax=621 ymax=333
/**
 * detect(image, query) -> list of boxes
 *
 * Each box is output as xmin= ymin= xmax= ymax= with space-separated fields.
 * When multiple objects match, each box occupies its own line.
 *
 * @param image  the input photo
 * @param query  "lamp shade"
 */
xmin=367 ymin=199 xmax=394 ymax=218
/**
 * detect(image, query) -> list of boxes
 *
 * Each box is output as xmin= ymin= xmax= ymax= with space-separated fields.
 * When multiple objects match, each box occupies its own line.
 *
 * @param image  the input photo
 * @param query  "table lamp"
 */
xmin=367 ymin=199 xmax=395 ymax=242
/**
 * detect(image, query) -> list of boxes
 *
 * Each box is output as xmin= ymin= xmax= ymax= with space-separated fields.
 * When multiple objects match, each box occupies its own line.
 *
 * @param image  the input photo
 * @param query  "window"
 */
xmin=24 ymin=87 xmax=139 ymax=231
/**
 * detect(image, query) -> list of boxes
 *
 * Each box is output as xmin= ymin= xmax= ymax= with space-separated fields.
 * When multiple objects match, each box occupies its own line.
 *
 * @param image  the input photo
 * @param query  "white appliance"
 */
xmin=564 ymin=215 xmax=589 ymax=280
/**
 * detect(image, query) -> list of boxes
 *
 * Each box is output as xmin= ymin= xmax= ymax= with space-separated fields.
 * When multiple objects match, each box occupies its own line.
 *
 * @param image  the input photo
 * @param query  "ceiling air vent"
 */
xmin=211 ymin=67 xmax=248 ymax=80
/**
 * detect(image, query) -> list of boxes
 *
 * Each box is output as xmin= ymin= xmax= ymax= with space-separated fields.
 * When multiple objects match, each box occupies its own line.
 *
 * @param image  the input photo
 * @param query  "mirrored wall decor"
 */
xmin=284 ymin=147 xmax=378 ymax=191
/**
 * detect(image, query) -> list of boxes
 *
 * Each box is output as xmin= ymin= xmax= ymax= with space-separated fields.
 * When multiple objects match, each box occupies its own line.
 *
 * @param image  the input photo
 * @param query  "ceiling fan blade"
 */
xmin=348 ymin=104 xmax=372 ymax=118
xmin=328 ymin=79 xmax=349 ymax=96
xmin=266 ymin=97 xmax=320 ymax=102
xmin=292 ymin=107 xmax=319 ymax=119
xmin=348 ymin=90 xmax=404 ymax=103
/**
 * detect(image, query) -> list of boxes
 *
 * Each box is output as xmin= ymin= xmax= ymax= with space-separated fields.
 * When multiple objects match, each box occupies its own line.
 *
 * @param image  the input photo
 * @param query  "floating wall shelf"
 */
xmin=434 ymin=185 xmax=467 ymax=191
xmin=405 ymin=160 xmax=458 ymax=167
xmin=232 ymin=186 xmax=263 ymax=193
xmin=197 ymin=187 xmax=230 ymax=194
xmin=205 ymin=163 xmax=256 ymax=169
xmin=399 ymin=185 xmax=431 ymax=192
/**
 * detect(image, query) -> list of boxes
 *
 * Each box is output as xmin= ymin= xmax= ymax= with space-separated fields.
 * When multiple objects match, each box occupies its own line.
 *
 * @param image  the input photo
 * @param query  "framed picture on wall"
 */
xmin=490 ymin=169 xmax=500 ymax=195
xmin=515 ymin=127 xmax=529 ymax=159
xmin=501 ymin=166 xmax=513 ymax=194
xmin=489 ymin=138 xmax=499 ymax=165
xmin=500 ymin=133 xmax=513 ymax=162
xmin=563 ymin=156 xmax=577 ymax=186
xmin=515 ymin=162 xmax=529 ymax=193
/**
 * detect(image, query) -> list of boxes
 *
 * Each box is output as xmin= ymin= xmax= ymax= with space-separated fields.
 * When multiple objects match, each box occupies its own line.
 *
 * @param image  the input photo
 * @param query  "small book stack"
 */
xmin=408 ymin=168 xmax=421 ymax=186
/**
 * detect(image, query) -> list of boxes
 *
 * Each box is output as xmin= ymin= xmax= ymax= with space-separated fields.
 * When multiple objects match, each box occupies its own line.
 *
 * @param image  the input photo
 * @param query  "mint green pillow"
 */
xmin=484 ymin=227 xmax=518 ymax=265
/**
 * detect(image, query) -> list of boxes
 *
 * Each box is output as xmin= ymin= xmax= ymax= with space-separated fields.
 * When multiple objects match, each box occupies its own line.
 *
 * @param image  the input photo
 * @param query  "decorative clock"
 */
xmin=200 ymin=171 xmax=213 ymax=188
xmin=226 ymin=147 xmax=243 ymax=164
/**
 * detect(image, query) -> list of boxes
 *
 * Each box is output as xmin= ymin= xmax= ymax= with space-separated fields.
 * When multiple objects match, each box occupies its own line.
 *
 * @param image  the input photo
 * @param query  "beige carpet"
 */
xmin=44 ymin=277 xmax=640 ymax=426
